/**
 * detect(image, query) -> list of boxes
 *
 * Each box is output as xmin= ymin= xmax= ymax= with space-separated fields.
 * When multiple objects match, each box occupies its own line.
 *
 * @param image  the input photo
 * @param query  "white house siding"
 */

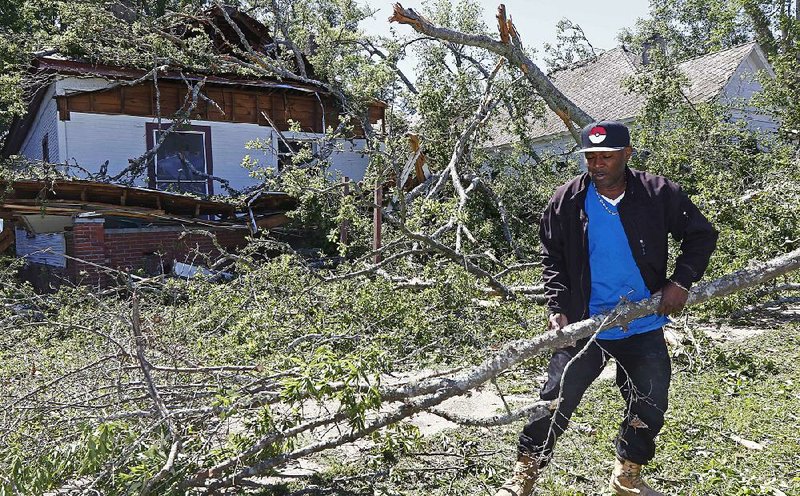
xmin=721 ymin=52 xmax=779 ymax=134
xmin=198 ymin=120 xmax=274 ymax=189
xmin=61 ymin=113 xmax=274 ymax=192
xmin=59 ymin=112 xmax=370 ymax=192
xmin=62 ymin=113 xmax=150 ymax=182
xmin=530 ymin=135 xmax=577 ymax=159
xmin=326 ymin=139 xmax=369 ymax=181
xmin=20 ymin=84 xmax=59 ymax=162
xmin=15 ymin=228 xmax=67 ymax=267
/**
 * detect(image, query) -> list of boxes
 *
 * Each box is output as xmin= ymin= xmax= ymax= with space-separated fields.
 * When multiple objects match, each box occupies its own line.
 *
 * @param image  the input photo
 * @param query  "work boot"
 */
xmin=494 ymin=453 xmax=539 ymax=496
xmin=609 ymin=457 xmax=665 ymax=495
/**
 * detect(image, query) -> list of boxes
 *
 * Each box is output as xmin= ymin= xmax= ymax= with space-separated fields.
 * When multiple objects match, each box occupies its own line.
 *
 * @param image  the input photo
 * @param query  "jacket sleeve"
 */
xmin=666 ymin=184 xmax=719 ymax=290
xmin=539 ymin=197 xmax=571 ymax=315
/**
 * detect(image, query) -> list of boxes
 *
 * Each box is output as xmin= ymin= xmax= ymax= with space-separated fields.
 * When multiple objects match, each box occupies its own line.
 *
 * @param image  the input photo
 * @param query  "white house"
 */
xmin=0 ymin=6 xmax=386 ymax=289
xmin=489 ymin=42 xmax=776 ymax=160
xmin=1 ymin=7 xmax=385 ymax=194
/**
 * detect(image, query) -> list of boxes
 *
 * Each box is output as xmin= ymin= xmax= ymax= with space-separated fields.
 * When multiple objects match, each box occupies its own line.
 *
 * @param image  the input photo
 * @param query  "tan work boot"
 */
xmin=609 ymin=457 xmax=665 ymax=495
xmin=494 ymin=453 xmax=539 ymax=496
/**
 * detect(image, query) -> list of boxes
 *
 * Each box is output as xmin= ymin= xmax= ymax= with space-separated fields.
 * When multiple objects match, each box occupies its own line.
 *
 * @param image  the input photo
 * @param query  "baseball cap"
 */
xmin=577 ymin=120 xmax=630 ymax=153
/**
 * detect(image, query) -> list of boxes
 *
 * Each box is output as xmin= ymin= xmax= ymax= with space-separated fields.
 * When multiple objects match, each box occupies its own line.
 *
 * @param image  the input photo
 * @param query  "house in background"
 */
xmin=489 ymin=41 xmax=776 ymax=160
xmin=0 ymin=6 xmax=384 ymax=289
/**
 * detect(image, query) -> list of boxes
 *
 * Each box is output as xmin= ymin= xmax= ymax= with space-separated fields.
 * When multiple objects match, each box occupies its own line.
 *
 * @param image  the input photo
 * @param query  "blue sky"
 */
xmin=360 ymin=0 xmax=652 ymax=73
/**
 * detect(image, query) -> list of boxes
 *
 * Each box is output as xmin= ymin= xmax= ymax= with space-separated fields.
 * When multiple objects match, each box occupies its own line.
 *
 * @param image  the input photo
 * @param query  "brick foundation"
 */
xmin=65 ymin=218 xmax=249 ymax=287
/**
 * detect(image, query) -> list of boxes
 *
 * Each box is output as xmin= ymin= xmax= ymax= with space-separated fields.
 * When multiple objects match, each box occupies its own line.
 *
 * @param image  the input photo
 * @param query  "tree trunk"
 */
xmin=742 ymin=1 xmax=778 ymax=59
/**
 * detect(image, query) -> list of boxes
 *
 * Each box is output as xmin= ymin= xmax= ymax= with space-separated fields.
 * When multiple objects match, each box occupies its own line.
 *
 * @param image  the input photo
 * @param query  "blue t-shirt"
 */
xmin=585 ymin=182 xmax=669 ymax=340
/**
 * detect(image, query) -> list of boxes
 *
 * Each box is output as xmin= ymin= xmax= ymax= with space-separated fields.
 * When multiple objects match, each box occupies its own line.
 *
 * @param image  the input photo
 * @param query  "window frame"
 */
xmin=145 ymin=123 xmax=214 ymax=195
xmin=41 ymin=133 xmax=49 ymax=163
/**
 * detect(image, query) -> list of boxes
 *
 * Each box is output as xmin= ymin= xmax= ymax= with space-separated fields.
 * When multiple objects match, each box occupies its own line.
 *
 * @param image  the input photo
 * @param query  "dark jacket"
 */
xmin=539 ymin=167 xmax=718 ymax=324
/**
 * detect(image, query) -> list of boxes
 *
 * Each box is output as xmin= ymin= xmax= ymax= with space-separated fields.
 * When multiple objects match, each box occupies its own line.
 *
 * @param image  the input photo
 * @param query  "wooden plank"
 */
xmin=67 ymin=93 xmax=92 ymax=113
xmin=0 ymin=227 xmax=14 ymax=253
xmin=4 ymin=200 xmax=166 ymax=215
xmin=56 ymin=97 xmax=71 ymax=121
xmin=324 ymin=110 xmax=340 ymax=132
xmin=256 ymin=94 xmax=272 ymax=126
xmin=232 ymin=91 xmax=257 ymax=123
xmin=206 ymin=88 xmax=227 ymax=121
xmin=157 ymin=84 xmax=181 ymax=116
xmin=271 ymin=94 xmax=288 ymax=130
xmin=93 ymin=88 xmax=123 ymax=113
xmin=255 ymin=213 xmax=289 ymax=229
xmin=312 ymin=95 xmax=321 ymax=133
xmin=286 ymin=96 xmax=319 ymax=131
xmin=125 ymin=84 xmax=152 ymax=116
xmin=369 ymin=104 xmax=386 ymax=133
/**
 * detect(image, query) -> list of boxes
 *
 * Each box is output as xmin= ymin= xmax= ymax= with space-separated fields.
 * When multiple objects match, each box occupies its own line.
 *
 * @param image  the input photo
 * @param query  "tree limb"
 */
xmin=389 ymin=3 xmax=593 ymax=141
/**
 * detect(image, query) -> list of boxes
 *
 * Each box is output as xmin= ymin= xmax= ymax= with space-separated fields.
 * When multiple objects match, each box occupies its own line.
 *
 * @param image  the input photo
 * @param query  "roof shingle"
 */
xmin=492 ymin=42 xmax=759 ymax=147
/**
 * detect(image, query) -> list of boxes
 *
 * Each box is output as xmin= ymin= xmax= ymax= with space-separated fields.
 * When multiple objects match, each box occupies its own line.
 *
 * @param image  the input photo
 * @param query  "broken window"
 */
xmin=276 ymin=139 xmax=317 ymax=172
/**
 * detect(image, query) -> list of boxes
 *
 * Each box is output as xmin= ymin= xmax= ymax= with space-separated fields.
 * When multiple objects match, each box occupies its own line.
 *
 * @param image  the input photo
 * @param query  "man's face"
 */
xmin=584 ymin=147 xmax=632 ymax=192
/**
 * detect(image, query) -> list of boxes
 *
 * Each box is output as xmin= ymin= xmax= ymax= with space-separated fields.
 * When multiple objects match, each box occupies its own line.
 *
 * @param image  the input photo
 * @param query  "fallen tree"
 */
xmin=183 ymin=247 xmax=800 ymax=489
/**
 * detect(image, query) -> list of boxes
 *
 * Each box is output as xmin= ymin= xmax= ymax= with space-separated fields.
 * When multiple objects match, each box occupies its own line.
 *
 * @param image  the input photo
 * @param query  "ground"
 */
xmin=269 ymin=304 xmax=800 ymax=496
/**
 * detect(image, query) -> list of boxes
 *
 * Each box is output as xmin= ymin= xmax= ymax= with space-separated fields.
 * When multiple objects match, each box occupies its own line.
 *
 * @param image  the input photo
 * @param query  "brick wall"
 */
xmin=65 ymin=219 xmax=249 ymax=286
xmin=68 ymin=217 xmax=110 ymax=286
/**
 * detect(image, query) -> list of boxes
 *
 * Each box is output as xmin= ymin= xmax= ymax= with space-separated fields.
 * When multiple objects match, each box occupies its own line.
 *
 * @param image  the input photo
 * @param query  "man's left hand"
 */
xmin=657 ymin=281 xmax=689 ymax=316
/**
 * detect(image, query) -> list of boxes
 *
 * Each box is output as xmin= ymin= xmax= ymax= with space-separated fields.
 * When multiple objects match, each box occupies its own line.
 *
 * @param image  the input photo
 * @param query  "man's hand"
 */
xmin=657 ymin=281 xmax=689 ymax=316
xmin=548 ymin=313 xmax=568 ymax=331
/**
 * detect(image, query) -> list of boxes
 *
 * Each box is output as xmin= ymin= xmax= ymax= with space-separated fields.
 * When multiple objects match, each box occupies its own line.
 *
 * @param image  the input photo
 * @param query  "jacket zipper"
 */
xmin=579 ymin=208 xmax=589 ymax=319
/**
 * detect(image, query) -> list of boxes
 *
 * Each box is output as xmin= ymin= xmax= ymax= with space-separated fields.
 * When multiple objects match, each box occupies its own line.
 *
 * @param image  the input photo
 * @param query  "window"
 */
xmin=276 ymin=139 xmax=317 ymax=172
xmin=42 ymin=134 xmax=49 ymax=163
xmin=146 ymin=124 xmax=213 ymax=194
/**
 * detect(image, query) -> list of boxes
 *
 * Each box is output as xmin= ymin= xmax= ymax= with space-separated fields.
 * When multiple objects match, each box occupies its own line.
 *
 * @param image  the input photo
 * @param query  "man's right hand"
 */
xmin=548 ymin=313 xmax=568 ymax=331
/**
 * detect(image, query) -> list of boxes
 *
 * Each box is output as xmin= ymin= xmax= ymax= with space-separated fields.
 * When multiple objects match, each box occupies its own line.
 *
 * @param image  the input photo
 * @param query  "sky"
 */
xmin=359 ymin=0 xmax=652 ymax=75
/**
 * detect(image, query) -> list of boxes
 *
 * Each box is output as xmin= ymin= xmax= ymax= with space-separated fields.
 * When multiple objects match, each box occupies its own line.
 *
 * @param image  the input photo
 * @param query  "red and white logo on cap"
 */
xmin=588 ymin=126 xmax=607 ymax=144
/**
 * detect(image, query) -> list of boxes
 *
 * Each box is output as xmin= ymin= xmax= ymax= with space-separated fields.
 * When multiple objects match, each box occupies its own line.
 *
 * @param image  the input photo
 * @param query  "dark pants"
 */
xmin=519 ymin=329 xmax=671 ymax=466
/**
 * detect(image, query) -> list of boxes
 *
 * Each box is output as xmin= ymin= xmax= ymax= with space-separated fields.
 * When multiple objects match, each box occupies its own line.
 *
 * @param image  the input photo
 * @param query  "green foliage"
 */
xmin=755 ymin=43 xmax=800 ymax=137
xmin=618 ymin=0 xmax=752 ymax=60
xmin=0 ymin=246 xmax=548 ymax=493
xmin=1 ymin=0 xmax=799 ymax=493
xmin=329 ymin=323 xmax=800 ymax=496
xmin=409 ymin=0 xmax=493 ymax=165
xmin=543 ymin=18 xmax=600 ymax=72
xmin=1 ymin=422 xmax=129 ymax=495
xmin=281 ymin=345 xmax=385 ymax=430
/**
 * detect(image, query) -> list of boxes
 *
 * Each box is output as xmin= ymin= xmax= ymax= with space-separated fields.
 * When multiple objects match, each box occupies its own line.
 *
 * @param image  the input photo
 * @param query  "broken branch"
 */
xmin=389 ymin=3 xmax=593 ymax=140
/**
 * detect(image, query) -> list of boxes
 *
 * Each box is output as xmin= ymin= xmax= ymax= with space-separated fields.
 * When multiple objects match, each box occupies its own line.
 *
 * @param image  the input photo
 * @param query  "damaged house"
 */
xmin=0 ymin=7 xmax=385 ymax=289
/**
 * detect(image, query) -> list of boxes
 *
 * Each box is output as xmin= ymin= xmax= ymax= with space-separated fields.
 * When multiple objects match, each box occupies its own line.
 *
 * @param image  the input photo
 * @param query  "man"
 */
xmin=495 ymin=120 xmax=718 ymax=496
